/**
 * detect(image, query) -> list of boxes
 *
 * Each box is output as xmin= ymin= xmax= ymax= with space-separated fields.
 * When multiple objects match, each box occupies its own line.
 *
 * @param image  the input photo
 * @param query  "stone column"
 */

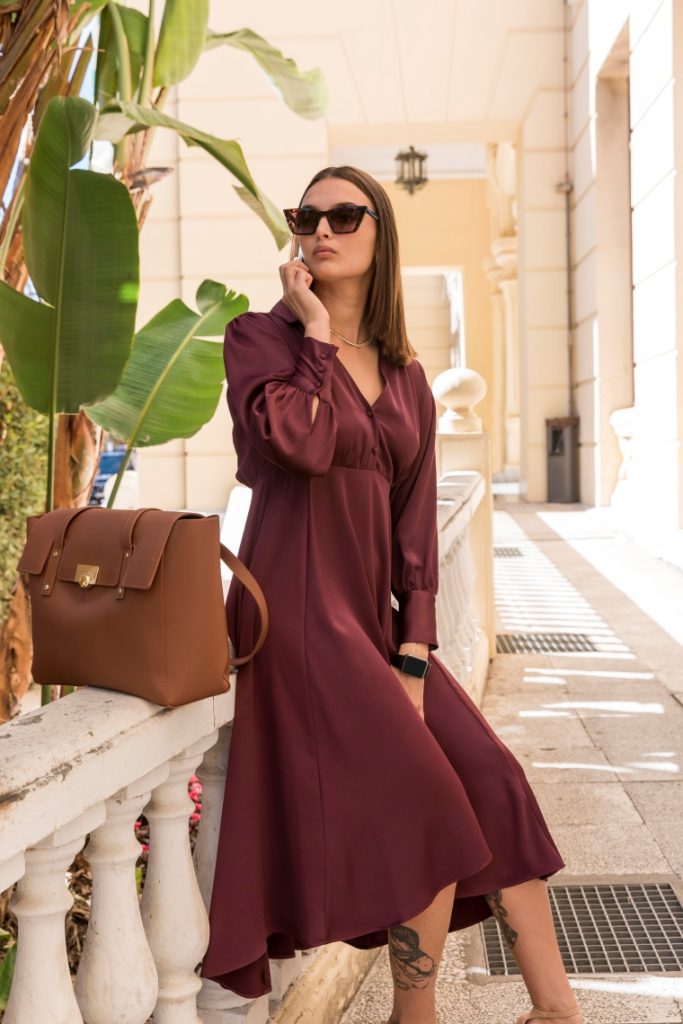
xmin=487 ymin=235 xmax=520 ymax=478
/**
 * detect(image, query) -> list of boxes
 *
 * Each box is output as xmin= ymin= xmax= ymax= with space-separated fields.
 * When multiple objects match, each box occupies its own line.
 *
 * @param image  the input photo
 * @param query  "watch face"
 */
xmin=402 ymin=655 xmax=429 ymax=678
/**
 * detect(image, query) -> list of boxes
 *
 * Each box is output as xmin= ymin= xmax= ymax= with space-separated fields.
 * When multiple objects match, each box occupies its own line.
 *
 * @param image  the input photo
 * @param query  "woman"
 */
xmin=201 ymin=166 xmax=583 ymax=1024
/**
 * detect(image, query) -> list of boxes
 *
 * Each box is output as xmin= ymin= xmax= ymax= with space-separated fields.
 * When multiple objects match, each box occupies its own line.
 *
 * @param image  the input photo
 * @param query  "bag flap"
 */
xmin=56 ymin=510 xmax=127 ymax=586
xmin=16 ymin=514 xmax=54 ymax=575
xmin=55 ymin=508 xmax=205 ymax=589
xmin=114 ymin=509 xmax=203 ymax=589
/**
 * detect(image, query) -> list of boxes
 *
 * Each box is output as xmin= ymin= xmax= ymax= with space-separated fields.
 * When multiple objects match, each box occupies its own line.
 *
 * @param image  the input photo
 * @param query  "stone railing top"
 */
xmin=0 ymin=686 xmax=233 ymax=869
xmin=436 ymin=471 xmax=485 ymax=533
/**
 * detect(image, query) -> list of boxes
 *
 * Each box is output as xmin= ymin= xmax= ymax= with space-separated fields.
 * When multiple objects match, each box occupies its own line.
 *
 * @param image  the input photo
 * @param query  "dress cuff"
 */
xmin=290 ymin=336 xmax=338 ymax=403
xmin=398 ymin=590 xmax=438 ymax=650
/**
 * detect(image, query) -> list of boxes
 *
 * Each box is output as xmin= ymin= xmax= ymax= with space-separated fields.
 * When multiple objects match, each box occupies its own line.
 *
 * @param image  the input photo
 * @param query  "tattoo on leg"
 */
xmin=387 ymin=924 xmax=436 ymax=990
xmin=484 ymin=889 xmax=518 ymax=949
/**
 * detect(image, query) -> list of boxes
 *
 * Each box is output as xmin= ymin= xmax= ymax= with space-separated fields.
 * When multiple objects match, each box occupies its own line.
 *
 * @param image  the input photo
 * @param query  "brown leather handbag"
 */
xmin=16 ymin=506 xmax=268 ymax=707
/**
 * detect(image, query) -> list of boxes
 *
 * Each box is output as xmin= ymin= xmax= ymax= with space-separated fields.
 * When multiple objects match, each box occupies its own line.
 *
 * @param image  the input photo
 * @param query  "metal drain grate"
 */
xmin=494 ymin=546 xmax=524 ymax=557
xmin=481 ymin=883 xmax=683 ymax=975
xmin=496 ymin=633 xmax=599 ymax=654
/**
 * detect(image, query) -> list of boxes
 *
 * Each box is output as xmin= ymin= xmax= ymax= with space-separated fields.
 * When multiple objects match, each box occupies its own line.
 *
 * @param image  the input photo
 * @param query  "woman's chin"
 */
xmin=308 ymin=265 xmax=340 ymax=283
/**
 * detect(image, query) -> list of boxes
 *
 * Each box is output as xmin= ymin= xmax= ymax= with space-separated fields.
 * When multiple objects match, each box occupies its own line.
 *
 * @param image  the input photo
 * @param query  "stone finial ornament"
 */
xmin=432 ymin=367 xmax=488 ymax=433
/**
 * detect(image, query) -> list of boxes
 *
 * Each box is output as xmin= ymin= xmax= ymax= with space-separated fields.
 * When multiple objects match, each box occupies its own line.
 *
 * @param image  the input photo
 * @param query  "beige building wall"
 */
xmin=516 ymin=56 xmax=568 ymax=501
xmin=388 ymin=180 xmax=494 ymax=436
xmin=569 ymin=0 xmax=683 ymax=563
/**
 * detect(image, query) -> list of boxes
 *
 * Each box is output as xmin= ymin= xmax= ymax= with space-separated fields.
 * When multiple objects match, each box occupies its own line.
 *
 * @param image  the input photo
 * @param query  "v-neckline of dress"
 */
xmin=335 ymin=351 xmax=388 ymax=411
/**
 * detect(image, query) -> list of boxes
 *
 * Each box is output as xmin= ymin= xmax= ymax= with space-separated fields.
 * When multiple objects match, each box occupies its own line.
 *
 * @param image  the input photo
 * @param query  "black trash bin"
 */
xmin=545 ymin=415 xmax=579 ymax=502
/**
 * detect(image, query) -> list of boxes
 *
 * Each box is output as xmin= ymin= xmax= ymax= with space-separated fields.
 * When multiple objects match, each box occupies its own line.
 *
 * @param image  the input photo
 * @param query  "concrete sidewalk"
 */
xmin=339 ymin=498 xmax=683 ymax=1024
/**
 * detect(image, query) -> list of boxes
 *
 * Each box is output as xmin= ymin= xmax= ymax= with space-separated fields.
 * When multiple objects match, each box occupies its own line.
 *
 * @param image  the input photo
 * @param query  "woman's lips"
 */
xmin=313 ymin=247 xmax=336 ymax=256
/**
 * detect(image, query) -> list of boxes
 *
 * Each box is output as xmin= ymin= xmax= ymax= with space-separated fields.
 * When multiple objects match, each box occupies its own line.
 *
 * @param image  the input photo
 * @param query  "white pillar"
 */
xmin=500 ymin=276 xmax=520 ymax=470
xmin=75 ymin=766 xmax=169 ymax=1024
xmin=4 ymin=805 xmax=105 ymax=1024
xmin=141 ymin=735 xmax=218 ymax=1024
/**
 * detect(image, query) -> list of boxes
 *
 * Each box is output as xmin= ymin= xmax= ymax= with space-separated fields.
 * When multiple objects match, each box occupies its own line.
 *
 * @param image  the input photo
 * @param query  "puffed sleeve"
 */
xmin=390 ymin=361 xmax=439 ymax=650
xmin=224 ymin=311 xmax=339 ymax=476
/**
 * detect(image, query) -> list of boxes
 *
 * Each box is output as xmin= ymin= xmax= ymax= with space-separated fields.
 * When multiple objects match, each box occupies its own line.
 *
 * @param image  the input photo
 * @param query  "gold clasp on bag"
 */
xmin=75 ymin=564 xmax=99 ymax=589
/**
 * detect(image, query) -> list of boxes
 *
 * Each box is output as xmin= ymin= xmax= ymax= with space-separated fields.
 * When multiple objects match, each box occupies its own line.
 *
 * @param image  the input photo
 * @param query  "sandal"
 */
xmin=515 ymin=1004 xmax=582 ymax=1024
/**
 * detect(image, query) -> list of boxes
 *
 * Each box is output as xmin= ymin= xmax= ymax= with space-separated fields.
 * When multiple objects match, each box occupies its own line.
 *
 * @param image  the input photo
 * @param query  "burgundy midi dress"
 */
xmin=201 ymin=299 xmax=565 ymax=998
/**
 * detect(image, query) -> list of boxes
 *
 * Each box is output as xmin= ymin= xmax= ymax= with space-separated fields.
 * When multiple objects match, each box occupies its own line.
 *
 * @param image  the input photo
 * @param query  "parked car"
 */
xmin=89 ymin=447 xmax=139 ymax=507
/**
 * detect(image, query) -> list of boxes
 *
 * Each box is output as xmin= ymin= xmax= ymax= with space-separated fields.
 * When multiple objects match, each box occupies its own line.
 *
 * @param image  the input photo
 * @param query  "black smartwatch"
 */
xmin=390 ymin=653 xmax=431 ymax=679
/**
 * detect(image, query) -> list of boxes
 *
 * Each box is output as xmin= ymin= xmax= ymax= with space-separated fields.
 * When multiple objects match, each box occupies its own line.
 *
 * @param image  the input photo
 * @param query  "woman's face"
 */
xmin=295 ymin=177 xmax=377 ymax=284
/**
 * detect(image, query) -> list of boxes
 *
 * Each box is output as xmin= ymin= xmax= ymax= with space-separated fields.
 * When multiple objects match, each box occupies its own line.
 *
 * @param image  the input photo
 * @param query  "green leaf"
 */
xmin=23 ymin=97 xmax=97 ymax=302
xmin=154 ymin=0 xmax=209 ymax=86
xmin=85 ymin=284 xmax=248 ymax=446
xmin=0 ymin=284 xmax=53 ymax=407
xmin=196 ymin=279 xmax=228 ymax=314
xmin=67 ymin=0 xmax=108 ymax=43
xmin=205 ymin=28 xmax=328 ymax=120
xmin=0 ymin=942 xmax=17 ymax=1011
xmin=69 ymin=0 xmax=109 ymax=20
xmin=104 ymin=100 xmax=290 ymax=248
xmin=0 ymin=97 xmax=139 ymax=414
xmin=95 ymin=4 xmax=148 ymax=107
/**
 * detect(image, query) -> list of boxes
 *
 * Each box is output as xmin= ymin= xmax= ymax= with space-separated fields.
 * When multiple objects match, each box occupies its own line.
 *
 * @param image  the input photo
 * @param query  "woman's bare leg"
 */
xmin=485 ymin=879 xmax=583 ymax=1023
xmin=386 ymin=881 xmax=456 ymax=1024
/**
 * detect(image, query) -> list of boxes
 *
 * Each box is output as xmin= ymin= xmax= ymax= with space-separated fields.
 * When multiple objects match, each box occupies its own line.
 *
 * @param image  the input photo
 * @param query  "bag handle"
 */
xmin=220 ymin=543 xmax=269 ymax=668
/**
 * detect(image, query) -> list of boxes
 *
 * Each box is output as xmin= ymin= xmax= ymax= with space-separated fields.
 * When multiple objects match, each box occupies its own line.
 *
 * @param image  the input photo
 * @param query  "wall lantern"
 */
xmin=395 ymin=145 xmax=428 ymax=194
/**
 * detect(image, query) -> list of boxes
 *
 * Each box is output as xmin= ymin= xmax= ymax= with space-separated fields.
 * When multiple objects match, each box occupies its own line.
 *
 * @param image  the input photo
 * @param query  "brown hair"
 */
xmin=294 ymin=165 xmax=416 ymax=366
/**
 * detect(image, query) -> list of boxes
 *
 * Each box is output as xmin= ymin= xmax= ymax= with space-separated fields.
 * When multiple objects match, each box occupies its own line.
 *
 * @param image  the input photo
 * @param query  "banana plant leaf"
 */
xmin=95 ymin=3 xmax=148 ymax=108
xmin=97 ymin=100 xmax=290 ymax=248
xmin=204 ymin=28 xmax=328 ymax=120
xmin=85 ymin=280 xmax=248 ymax=449
xmin=154 ymin=0 xmax=209 ymax=87
xmin=0 ymin=97 xmax=139 ymax=414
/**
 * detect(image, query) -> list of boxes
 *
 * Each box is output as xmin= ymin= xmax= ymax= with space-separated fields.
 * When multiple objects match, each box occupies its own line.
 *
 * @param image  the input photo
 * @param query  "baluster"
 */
xmin=193 ymin=725 xmax=230 ymax=910
xmin=75 ymin=766 xmax=169 ymax=1024
xmin=5 ymin=804 xmax=105 ymax=1024
xmin=141 ymin=734 xmax=218 ymax=1024
xmin=193 ymin=724 xmax=270 ymax=1023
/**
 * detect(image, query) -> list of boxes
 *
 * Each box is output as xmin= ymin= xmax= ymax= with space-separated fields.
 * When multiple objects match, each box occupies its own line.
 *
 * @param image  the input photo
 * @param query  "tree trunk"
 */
xmin=0 ymin=576 xmax=32 ymax=722
xmin=53 ymin=411 xmax=103 ymax=509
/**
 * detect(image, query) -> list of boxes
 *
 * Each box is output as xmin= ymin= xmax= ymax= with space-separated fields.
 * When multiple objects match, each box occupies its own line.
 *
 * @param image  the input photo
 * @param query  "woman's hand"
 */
xmin=278 ymin=256 xmax=330 ymax=338
xmin=390 ymin=665 xmax=425 ymax=721
xmin=391 ymin=642 xmax=430 ymax=722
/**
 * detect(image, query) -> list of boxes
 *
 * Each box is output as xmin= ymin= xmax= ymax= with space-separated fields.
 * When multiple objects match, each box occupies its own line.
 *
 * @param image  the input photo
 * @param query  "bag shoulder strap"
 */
xmin=220 ymin=544 xmax=269 ymax=667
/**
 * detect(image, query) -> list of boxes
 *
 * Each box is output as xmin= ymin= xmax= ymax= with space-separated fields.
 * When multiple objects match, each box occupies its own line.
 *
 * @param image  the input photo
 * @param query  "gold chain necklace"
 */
xmin=329 ymin=326 xmax=374 ymax=349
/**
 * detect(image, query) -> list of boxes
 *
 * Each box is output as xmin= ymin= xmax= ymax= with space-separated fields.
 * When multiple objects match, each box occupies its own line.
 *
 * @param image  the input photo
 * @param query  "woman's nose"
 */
xmin=315 ymin=215 xmax=332 ymax=238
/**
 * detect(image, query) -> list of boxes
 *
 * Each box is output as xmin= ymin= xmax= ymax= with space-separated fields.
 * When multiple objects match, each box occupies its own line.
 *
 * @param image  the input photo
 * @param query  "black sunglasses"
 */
xmin=283 ymin=203 xmax=379 ymax=235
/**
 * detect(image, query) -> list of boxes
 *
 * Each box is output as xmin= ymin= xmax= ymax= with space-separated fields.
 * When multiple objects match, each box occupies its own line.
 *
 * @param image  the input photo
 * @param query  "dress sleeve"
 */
xmin=390 ymin=361 xmax=439 ymax=650
xmin=224 ymin=311 xmax=339 ymax=476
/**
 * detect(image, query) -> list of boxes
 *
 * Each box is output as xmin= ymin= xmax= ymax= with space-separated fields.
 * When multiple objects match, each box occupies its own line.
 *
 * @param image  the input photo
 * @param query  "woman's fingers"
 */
xmin=390 ymin=666 xmax=425 ymax=721
xmin=279 ymin=256 xmax=331 ymax=327
xmin=279 ymin=262 xmax=312 ymax=296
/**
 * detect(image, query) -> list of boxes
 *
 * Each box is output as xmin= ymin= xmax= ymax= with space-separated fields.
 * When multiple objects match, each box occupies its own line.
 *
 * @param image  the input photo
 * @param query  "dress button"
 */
xmin=366 ymin=409 xmax=373 ymax=417
xmin=320 ymin=352 xmax=329 ymax=359
xmin=371 ymin=446 xmax=378 ymax=454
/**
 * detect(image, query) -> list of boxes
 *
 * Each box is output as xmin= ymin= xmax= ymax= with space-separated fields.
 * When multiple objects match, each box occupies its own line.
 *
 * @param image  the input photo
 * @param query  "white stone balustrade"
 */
xmin=435 ymin=472 xmax=488 ymax=700
xmin=0 ymin=687 xmax=233 ymax=1024
xmin=0 ymin=474 xmax=489 ymax=1023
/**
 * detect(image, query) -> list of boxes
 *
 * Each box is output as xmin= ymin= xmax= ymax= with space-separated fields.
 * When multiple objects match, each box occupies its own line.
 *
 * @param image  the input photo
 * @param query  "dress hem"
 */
xmin=200 ymin=855 xmax=565 ymax=1000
